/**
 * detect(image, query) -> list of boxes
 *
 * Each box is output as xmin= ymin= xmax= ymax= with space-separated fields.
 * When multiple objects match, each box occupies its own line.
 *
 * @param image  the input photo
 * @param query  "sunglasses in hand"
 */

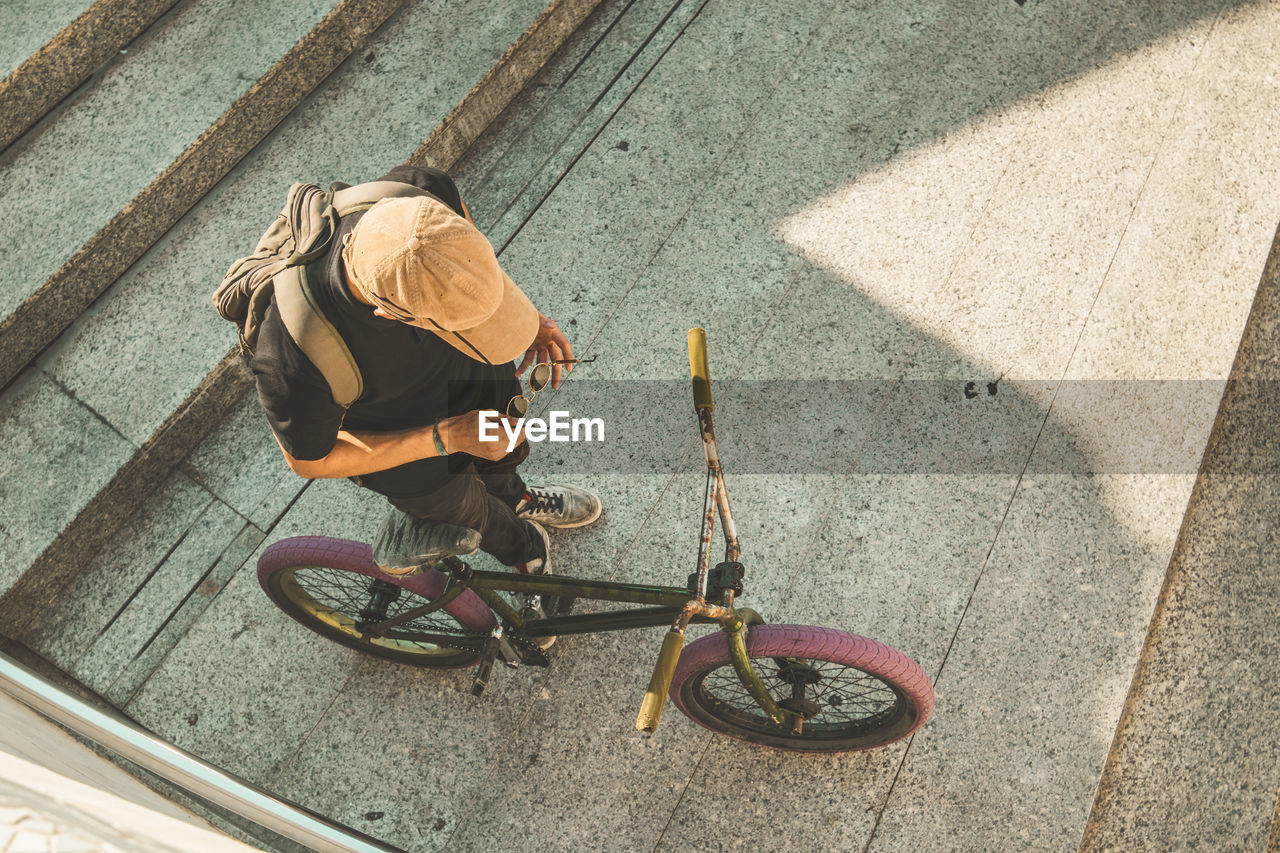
xmin=507 ymin=356 xmax=596 ymax=418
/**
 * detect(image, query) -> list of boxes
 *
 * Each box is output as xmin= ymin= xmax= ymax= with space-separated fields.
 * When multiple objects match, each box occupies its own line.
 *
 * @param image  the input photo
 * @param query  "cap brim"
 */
xmin=427 ymin=268 xmax=539 ymax=365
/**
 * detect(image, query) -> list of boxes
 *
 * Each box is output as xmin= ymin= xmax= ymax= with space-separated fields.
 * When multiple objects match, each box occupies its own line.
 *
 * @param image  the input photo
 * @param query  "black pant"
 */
xmin=380 ymin=444 xmax=539 ymax=567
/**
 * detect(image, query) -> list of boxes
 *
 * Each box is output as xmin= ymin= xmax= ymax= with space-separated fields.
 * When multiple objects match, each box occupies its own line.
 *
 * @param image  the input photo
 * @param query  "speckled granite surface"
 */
xmin=1080 ymin=224 xmax=1280 ymax=850
xmin=8 ymin=0 xmax=1280 ymax=849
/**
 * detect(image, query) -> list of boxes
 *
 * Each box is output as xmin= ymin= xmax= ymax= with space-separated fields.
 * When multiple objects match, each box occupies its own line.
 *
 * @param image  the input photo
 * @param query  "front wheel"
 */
xmin=258 ymin=536 xmax=496 ymax=668
xmin=670 ymin=624 xmax=934 ymax=752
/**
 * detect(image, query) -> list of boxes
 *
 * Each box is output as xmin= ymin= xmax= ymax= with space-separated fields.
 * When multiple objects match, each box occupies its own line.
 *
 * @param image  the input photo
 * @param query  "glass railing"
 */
xmin=0 ymin=650 xmax=404 ymax=853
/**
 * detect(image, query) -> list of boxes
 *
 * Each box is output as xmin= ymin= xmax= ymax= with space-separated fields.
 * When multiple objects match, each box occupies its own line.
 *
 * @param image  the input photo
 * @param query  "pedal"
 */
xmin=472 ymin=632 xmax=499 ymax=697
xmin=468 ymin=637 xmax=491 ymax=696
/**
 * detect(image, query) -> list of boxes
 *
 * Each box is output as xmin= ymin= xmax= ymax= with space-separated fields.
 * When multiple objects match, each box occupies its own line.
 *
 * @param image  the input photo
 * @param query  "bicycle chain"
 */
xmin=420 ymin=633 xmax=487 ymax=655
xmin=375 ymin=622 xmax=487 ymax=655
xmin=383 ymin=621 xmax=548 ymax=667
xmin=369 ymin=587 xmax=554 ymax=666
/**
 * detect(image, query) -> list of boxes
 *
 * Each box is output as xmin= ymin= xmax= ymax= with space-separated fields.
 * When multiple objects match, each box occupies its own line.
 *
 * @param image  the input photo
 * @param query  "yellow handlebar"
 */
xmin=688 ymin=327 xmax=713 ymax=411
xmin=635 ymin=630 xmax=685 ymax=733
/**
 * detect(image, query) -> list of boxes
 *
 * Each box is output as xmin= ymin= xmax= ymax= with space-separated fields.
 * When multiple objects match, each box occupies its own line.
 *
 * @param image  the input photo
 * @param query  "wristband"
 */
xmin=432 ymin=422 xmax=448 ymax=456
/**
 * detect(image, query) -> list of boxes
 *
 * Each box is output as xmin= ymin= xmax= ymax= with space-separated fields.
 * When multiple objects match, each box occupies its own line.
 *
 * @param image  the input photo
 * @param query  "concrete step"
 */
xmin=0 ymin=0 xmax=411 ymax=389
xmin=0 ymin=0 xmax=393 ymax=603
xmin=2 ymin=0 xmax=102 ymax=80
xmin=1079 ymin=224 xmax=1280 ymax=850
xmin=0 ymin=0 xmax=605 ymax=634
xmin=0 ymin=0 xmax=185 ymax=152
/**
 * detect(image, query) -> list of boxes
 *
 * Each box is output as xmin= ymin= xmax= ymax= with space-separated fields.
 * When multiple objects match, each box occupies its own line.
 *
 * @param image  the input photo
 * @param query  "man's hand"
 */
xmin=437 ymin=409 xmax=524 ymax=460
xmin=516 ymin=312 xmax=574 ymax=389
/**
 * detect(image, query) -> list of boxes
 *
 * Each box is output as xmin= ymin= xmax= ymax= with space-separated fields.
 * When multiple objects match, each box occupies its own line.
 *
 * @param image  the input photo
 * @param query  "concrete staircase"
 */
xmin=0 ymin=0 xmax=605 ymax=626
xmin=2 ymin=0 xmax=1280 ymax=850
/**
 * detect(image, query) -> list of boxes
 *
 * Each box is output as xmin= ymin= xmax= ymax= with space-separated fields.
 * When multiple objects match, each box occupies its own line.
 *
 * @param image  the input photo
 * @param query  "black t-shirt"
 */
xmin=250 ymin=166 xmax=520 ymax=499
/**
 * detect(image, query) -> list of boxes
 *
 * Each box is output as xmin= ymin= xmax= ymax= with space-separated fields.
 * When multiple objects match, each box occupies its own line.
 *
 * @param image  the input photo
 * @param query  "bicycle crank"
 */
xmin=471 ymin=625 xmax=550 ymax=697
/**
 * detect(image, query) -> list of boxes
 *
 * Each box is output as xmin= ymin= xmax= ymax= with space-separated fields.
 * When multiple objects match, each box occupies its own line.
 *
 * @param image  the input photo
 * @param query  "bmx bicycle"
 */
xmin=257 ymin=329 xmax=934 ymax=751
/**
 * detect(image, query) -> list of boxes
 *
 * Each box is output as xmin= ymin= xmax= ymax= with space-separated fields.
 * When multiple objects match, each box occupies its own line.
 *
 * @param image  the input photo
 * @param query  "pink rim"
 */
xmin=257 ymin=535 xmax=496 ymax=637
xmin=670 ymin=624 xmax=934 ymax=751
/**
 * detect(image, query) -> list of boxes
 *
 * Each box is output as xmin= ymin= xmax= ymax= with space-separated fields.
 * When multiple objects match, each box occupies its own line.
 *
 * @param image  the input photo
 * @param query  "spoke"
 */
xmin=285 ymin=566 xmax=484 ymax=655
xmin=696 ymin=657 xmax=904 ymax=736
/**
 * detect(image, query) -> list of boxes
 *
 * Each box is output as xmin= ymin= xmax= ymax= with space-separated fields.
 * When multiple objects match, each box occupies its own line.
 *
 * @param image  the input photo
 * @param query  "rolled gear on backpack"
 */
xmin=214 ymin=183 xmax=333 ymax=352
xmin=212 ymin=180 xmax=433 ymax=408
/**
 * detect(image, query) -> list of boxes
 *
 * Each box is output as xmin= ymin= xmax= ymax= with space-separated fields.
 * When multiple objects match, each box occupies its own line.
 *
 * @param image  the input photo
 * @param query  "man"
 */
xmin=250 ymin=164 xmax=601 ymax=582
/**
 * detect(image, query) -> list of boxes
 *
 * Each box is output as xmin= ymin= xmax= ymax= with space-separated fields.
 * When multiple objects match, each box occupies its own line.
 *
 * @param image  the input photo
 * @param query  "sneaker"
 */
xmin=515 ymin=484 xmax=603 ymax=529
xmin=513 ymin=521 xmax=555 ymax=650
xmin=513 ymin=519 xmax=551 ymax=577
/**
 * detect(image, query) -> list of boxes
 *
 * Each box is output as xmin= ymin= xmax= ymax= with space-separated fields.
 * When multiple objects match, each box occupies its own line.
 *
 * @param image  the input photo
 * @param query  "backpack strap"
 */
xmin=274 ymin=180 xmax=433 ymax=409
xmin=275 ymin=266 xmax=364 ymax=408
xmin=331 ymin=180 xmax=433 ymax=216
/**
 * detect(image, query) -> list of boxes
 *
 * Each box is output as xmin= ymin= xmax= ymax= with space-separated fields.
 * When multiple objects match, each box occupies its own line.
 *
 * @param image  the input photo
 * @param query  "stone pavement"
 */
xmin=3 ymin=0 xmax=1280 ymax=850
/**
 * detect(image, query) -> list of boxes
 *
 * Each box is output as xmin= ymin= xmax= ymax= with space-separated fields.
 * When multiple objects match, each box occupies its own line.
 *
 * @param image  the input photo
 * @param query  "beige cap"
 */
xmin=341 ymin=194 xmax=538 ymax=365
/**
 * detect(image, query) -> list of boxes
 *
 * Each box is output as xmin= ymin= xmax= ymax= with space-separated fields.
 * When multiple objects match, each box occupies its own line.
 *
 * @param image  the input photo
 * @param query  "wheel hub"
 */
xmin=357 ymin=579 xmax=402 ymax=629
xmin=772 ymin=657 xmax=823 ymax=686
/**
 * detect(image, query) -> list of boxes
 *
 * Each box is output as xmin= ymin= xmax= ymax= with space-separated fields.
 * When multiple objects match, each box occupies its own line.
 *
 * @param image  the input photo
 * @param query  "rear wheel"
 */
xmin=670 ymin=624 xmax=934 ymax=752
xmin=258 ymin=536 xmax=495 ymax=668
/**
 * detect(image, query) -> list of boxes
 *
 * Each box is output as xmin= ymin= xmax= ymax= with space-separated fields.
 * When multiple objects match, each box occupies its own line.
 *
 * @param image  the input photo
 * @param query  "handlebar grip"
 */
xmin=687 ymin=327 xmax=713 ymax=411
xmin=635 ymin=630 xmax=685 ymax=733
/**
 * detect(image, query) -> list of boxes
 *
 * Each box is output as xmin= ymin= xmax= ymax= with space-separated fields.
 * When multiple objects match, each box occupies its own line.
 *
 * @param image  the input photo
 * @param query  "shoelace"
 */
xmin=523 ymin=489 xmax=565 ymax=516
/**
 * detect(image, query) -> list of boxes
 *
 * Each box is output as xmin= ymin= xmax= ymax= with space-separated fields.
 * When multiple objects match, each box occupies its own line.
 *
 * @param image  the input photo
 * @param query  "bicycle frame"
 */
xmin=388 ymin=567 xmax=725 ymax=641
xmin=354 ymin=329 xmax=795 ymax=732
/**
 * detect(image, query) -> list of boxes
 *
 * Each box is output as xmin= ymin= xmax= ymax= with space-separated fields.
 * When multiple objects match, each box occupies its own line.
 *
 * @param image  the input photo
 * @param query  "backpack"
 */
xmin=212 ymin=180 xmax=431 ymax=407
